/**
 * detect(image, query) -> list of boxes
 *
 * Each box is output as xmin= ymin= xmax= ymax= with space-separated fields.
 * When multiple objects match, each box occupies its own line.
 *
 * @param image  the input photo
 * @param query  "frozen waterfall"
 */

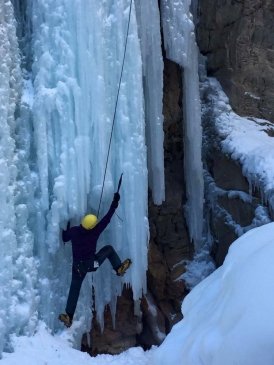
xmin=29 ymin=0 xmax=150 ymax=333
xmin=0 ymin=0 xmax=159 ymax=351
xmin=0 ymin=0 xmax=204 ymax=355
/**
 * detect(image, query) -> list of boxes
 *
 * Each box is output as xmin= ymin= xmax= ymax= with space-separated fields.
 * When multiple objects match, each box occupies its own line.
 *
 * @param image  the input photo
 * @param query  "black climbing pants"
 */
xmin=65 ymin=245 xmax=121 ymax=319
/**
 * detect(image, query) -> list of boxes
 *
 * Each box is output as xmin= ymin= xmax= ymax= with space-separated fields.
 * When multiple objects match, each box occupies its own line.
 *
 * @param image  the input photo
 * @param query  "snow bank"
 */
xmin=153 ymin=222 xmax=274 ymax=365
xmin=2 ymin=322 xmax=152 ymax=365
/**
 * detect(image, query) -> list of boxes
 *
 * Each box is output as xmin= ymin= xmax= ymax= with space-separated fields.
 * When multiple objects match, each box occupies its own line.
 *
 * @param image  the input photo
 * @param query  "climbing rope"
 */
xmin=97 ymin=0 xmax=133 ymax=217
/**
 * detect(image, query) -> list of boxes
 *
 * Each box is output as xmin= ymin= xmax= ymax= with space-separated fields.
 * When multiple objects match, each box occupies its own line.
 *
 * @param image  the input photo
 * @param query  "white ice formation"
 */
xmin=0 ymin=0 xmax=38 ymax=354
xmin=0 ymin=0 xmax=158 ymax=351
xmin=160 ymin=0 xmax=204 ymax=249
xmin=135 ymin=0 xmax=165 ymax=205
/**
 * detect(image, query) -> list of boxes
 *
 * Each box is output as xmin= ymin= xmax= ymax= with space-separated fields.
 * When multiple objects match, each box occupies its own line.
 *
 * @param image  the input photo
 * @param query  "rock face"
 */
xmin=202 ymin=108 xmax=271 ymax=266
xmin=84 ymin=288 xmax=140 ymax=355
xmin=86 ymin=58 xmax=191 ymax=354
xmin=197 ymin=0 xmax=274 ymax=123
xmin=198 ymin=0 xmax=274 ymax=265
xmin=204 ymin=147 xmax=258 ymax=266
xmin=145 ymin=58 xmax=191 ymax=337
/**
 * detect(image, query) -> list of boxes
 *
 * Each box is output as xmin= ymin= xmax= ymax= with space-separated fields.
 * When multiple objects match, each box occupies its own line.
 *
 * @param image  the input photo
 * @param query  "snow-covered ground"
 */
xmin=3 ymin=222 xmax=274 ymax=364
xmin=1 ymin=322 xmax=152 ymax=365
xmin=155 ymin=222 xmax=274 ymax=365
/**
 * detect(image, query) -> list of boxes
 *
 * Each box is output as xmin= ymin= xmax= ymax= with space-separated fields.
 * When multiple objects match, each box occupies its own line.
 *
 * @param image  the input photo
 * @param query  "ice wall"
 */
xmin=29 ymin=0 xmax=148 ymax=329
xmin=0 ymin=0 xmax=151 ymax=352
xmin=160 ymin=0 xmax=204 ymax=249
xmin=0 ymin=0 xmax=203 ymax=353
xmin=135 ymin=0 xmax=165 ymax=205
xmin=0 ymin=0 xmax=38 ymax=354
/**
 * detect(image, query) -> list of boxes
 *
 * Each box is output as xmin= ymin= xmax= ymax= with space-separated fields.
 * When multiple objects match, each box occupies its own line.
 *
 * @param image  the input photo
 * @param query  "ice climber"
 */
xmin=59 ymin=192 xmax=131 ymax=328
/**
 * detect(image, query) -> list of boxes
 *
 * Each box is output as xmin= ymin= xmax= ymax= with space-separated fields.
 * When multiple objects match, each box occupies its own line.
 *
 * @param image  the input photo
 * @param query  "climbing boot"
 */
xmin=116 ymin=259 xmax=132 ymax=276
xmin=58 ymin=313 xmax=72 ymax=328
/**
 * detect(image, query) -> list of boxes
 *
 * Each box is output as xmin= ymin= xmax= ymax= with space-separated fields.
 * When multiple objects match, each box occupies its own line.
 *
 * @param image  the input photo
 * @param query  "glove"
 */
xmin=112 ymin=192 xmax=120 ymax=208
xmin=66 ymin=221 xmax=70 ymax=230
xmin=113 ymin=192 xmax=120 ymax=203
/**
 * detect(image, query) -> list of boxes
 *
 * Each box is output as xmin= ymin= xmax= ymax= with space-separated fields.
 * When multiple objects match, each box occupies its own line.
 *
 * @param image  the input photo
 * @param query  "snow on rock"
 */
xmin=204 ymin=77 xmax=274 ymax=216
xmin=153 ymin=222 xmax=274 ymax=365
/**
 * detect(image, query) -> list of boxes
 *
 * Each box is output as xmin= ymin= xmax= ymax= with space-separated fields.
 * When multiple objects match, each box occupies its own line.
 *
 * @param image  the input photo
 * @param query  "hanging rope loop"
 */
xmin=97 ymin=0 xmax=133 ymax=218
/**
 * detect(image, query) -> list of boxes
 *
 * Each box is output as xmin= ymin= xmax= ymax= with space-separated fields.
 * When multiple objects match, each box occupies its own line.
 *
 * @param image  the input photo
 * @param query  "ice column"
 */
xmin=0 ymin=1 xmax=38 ymax=354
xmin=135 ymin=0 xmax=165 ymax=205
xmin=160 ymin=0 xmax=204 ymax=249
xmin=29 ymin=0 xmax=148 ymax=331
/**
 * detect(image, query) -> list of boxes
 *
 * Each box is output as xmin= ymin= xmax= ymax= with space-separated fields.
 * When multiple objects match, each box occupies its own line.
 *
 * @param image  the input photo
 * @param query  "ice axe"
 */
xmin=115 ymin=173 xmax=123 ymax=222
xmin=116 ymin=173 xmax=123 ymax=193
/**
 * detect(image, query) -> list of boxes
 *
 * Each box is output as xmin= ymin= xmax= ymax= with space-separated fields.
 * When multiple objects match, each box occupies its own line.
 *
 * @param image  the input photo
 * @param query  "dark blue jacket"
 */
xmin=62 ymin=202 xmax=117 ymax=262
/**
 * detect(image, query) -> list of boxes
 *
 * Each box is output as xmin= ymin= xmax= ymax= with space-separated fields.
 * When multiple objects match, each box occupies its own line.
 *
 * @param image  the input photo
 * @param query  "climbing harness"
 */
xmin=97 ymin=0 xmax=133 ymax=217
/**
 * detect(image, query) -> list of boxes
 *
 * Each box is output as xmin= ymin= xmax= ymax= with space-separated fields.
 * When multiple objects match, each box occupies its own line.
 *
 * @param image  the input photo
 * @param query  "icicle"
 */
xmin=135 ymin=0 xmax=165 ymax=205
xmin=160 ymin=0 xmax=204 ymax=249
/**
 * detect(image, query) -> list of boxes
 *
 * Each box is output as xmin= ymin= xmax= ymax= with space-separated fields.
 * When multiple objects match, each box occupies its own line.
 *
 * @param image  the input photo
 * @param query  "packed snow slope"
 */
xmin=154 ymin=222 xmax=274 ymax=365
xmin=3 ymin=222 xmax=274 ymax=364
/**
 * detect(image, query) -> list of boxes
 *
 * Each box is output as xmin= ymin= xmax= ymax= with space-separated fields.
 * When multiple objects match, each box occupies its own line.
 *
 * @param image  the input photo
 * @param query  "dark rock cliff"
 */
xmin=197 ymin=0 xmax=274 ymax=122
xmin=198 ymin=0 xmax=274 ymax=265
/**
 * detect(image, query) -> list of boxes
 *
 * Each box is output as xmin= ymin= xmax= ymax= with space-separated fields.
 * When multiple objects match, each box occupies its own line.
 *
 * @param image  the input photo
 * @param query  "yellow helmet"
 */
xmin=81 ymin=214 xmax=98 ymax=230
